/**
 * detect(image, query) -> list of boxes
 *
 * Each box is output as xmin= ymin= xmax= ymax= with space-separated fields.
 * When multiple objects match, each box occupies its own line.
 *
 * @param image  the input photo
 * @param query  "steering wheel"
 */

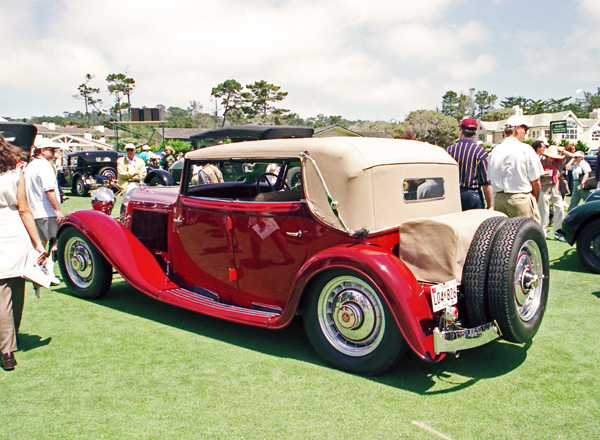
xmin=256 ymin=173 xmax=290 ymax=193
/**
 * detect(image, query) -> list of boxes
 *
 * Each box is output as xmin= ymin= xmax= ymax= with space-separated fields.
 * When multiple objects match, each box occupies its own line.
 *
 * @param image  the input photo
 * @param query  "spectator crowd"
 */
xmin=451 ymin=115 xmax=599 ymax=240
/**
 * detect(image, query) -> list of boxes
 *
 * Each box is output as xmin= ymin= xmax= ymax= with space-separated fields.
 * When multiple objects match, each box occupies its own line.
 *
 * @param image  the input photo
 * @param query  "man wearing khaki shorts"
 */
xmin=488 ymin=115 xmax=543 ymax=223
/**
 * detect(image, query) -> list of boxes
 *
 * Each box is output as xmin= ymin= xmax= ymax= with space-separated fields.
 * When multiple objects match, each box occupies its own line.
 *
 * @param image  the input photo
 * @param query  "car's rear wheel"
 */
xmin=57 ymin=227 xmax=112 ymax=299
xmin=576 ymin=220 xmax=600 ymax=274
xmin=462 ymin=216 xmax=507 ymax=325
xmin=98 ymin=166 xmax=117 ymax=180
xmin=487 ymin=217 xmax=549 ymax=343
xmin=304 ymin=270 xmax=407 ymax=375
xmin=73 ymin=177 xmax=88 ymax=196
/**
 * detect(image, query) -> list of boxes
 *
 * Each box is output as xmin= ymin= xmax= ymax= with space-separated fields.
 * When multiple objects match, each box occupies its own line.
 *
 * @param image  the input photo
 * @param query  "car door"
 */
xmin=229 ymin=198 xmax=308 ymax=309
xmin=170 ymin=197 xmax=238 ymax=303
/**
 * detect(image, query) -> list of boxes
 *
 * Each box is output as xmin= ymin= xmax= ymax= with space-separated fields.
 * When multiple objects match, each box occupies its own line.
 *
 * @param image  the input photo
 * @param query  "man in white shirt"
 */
xmin=488 ymin=114 xmax=543 ymax=222
xmin=25 ymin=140 xmax=63 ymax=284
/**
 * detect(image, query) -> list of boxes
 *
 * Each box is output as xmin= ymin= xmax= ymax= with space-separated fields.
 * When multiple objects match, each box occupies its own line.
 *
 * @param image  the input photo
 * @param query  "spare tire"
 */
xmin=487 ymin=217 xmax=549 ymax=343
xmin=462 ymin=216 xmax=507 ymax=325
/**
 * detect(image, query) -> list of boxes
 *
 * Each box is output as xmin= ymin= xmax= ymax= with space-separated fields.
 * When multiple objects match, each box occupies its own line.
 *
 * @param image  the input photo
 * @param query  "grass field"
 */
xmin=1 ymin=195 xmax=599 ymax=439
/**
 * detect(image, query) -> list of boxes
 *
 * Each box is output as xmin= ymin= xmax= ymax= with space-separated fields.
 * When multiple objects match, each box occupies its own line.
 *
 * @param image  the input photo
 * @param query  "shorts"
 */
xmin=34 ymin=217 xmax=59 ymax=243
xmin=494 ymin=192 xmax=541 ymax=224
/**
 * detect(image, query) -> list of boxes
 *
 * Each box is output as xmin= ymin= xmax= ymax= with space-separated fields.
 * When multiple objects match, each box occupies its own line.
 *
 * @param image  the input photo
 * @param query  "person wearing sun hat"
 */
xmin=24 ymin=138 xmax=64 ymax=285
xmin=117 ymin=143 xmax=146 ymax=191
xmin=447 ymin=118 xmax=492 ymax=210
xmin=488 ymin=114 xmax=543 ymax=222
xmin=539 ymin=144 xmax=569 ymax=240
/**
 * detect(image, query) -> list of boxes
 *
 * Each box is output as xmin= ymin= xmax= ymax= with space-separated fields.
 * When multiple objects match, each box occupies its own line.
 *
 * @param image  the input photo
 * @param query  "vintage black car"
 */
xmin=558 ymin=189 xmax=600 ymax=273
xmin=62 ymin=150 xmax=120 ymax=196
xmin=0 ymin=121 xmax=37 ymax=159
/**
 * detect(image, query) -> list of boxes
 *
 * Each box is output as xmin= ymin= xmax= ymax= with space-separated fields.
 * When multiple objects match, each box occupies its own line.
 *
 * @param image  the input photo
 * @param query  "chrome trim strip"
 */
xmin=433 ymin=321 xmax=502 ymax=354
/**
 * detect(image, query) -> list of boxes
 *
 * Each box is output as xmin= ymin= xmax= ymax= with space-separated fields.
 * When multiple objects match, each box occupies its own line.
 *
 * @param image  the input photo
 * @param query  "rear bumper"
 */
xmin=433 ymin=321 xmax=502 ymax=354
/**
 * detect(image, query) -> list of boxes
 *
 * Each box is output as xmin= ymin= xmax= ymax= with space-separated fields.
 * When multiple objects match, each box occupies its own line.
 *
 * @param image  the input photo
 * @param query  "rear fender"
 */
xmin=562 ymin=200 xmax=600 ymax=245
xmin=281 ymin=243 xmax=442 ymax=362
xmin=145 ymin=169 xmax=175 ymax=186
xmin=58 ymin=210 xmax=178 ymax=297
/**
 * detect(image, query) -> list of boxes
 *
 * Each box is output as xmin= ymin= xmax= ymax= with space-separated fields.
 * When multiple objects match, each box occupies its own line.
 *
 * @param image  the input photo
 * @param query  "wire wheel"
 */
xmin=304 ymin=270 xmax=406 ymax=375
xmin=57 ymin=227 xmax=112 ymax=299
xmin=317 ymin=275 xmax=385 ymax=357
xmin=487 ymin=217 xmax=549 ymax=343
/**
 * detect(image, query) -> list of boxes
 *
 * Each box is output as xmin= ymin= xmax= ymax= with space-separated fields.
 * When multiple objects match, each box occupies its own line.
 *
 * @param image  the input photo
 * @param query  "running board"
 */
xmin=158 ymin=287 xmax=281 ymax=328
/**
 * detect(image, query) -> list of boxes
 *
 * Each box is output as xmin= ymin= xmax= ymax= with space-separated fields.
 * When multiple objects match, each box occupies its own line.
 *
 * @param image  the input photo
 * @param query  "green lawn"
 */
xmin=1 ymin=195 xmax=599 ymax=439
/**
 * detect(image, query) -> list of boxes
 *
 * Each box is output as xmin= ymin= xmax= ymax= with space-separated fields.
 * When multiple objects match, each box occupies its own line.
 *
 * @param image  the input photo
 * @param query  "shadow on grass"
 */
xmin=549 ymin=247 xmax=589 ymax=273
xmin=374 ymin=340 xmax=531 ymax=394
xmin=53 ymin=279 xmax=531 ymax=394
xmin=17 ymin=332 xmax=52 ymax=352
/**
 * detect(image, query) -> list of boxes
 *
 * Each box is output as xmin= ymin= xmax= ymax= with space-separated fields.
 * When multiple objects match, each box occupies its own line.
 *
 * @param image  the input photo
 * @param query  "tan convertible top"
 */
xmin=187 ymin=137 xmax=461 ymax=233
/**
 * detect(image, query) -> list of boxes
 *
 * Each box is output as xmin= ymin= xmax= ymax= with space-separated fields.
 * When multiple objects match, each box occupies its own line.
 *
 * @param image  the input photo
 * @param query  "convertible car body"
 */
xmin=57 ymin=137 xmax=550 ymax=375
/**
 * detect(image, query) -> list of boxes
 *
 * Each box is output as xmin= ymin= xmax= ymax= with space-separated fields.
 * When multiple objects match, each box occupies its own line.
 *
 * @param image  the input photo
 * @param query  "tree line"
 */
xmin=440 ymin=87 xmax=600 ymax=121
xmin=14 ymin=73 xmax=600 ymax=149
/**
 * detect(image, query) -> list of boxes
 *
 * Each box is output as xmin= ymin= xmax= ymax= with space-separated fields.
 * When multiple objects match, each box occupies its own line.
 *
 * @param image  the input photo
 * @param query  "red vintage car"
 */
xmin=57 ymin=137 xmax=549 ymax=375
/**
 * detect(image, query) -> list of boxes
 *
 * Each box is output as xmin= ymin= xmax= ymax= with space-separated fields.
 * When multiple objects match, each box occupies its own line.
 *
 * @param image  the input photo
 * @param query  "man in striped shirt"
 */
xmin=447 ymin=118 xmax=492 ymax=210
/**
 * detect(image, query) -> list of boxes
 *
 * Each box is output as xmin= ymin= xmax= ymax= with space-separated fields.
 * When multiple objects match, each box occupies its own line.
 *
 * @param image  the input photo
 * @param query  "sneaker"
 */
xmin=50 ymin=275 xmax=61 ymax=285
xmin=554 ymin=232 xmax=566 ymax=242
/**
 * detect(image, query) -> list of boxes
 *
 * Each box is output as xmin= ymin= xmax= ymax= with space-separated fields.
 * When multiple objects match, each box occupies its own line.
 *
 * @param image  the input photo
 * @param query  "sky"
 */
xmin=1 ymin=0 xmax=599 ymax=122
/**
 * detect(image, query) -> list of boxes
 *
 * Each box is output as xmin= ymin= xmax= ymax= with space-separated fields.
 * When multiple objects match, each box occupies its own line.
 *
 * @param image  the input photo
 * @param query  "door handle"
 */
xmin=286 ymin=230 xmax=303 ymax=238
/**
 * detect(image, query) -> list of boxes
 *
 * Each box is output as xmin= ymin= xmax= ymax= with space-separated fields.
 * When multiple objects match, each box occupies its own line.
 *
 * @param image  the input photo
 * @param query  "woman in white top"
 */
xmin=566 ymin=151 xmax=592 ymax=212
xmin=0 ymin=137 xmax=45 ymax=371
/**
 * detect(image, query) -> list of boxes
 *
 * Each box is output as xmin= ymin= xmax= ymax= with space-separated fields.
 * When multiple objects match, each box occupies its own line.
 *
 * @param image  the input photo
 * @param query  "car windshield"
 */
xmin=182 ymin=158 xmax=302 ymax=200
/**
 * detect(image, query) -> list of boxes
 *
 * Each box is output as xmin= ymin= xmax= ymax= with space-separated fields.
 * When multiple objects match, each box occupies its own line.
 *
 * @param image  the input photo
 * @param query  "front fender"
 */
xmin=280 ymin=243 xmax=442 ymax=363
xmin=58 ymin=210 xmax=179 ymax=298
xmin=561 ymin=200 xmax=600 ymax=245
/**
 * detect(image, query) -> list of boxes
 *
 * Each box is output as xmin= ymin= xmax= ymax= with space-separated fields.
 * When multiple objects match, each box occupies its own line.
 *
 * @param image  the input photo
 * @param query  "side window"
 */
xmin=403 ymin=178 xmax=445 ymax=201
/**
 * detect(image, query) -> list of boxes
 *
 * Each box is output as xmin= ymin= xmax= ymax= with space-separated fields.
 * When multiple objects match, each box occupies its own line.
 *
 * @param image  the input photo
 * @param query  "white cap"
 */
xmin=537 ymin=136 xmax=549 ymax=146
xmin=35 ymin=138 xmax=61 ymax=149
xmin=142 ymin=145 xmax=150 ymax=151
xmin=506 ymin=115 xmax=528 ymax=128
xmin=124 ymin=143 xmax=136 ymax=150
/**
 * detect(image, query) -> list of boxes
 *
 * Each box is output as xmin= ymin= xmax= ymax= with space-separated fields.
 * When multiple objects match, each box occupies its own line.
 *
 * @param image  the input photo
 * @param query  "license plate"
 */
xmin=431 ymin=280 xmax=458 ymax=312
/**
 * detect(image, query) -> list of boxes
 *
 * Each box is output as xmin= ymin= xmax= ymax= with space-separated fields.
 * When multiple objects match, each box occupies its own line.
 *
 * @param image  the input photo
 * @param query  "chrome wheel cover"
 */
xmin=100 ymin=169 xmax=117 ymax=179
xmin=64 ymin=236 xmax=95 ymax=289
xmin=513 ymin=239 xmax=544 ymax=322
xmin=317 ymin=275 xmax=385 ymax=357
xmin=76 ymin=179 xmax=86 ymax=195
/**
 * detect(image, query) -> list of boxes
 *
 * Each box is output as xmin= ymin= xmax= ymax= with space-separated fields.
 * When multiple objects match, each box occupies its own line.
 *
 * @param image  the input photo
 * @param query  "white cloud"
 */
xmin=1 ymin=0 xmax=592 ymax=121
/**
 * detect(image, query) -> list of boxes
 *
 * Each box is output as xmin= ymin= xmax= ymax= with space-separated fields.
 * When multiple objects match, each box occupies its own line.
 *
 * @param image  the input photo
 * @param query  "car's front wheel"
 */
xmin=576 ymin=220 xmax=600 ymax=274
xmin=57 ymin=227 xmax=112 ymax=299
xmin=304 ymin=270 xmax=407 ymax=375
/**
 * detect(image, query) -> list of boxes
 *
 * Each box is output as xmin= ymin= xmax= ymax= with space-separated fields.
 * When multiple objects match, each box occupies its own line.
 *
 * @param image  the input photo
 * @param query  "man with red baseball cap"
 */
xmin=447 ymin=118 xmax=492 ymax=210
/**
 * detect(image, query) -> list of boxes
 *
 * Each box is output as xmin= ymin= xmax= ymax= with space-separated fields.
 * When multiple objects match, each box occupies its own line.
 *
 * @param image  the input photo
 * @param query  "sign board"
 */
xmin=551 ymin=121 xmax=567 ymax=134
